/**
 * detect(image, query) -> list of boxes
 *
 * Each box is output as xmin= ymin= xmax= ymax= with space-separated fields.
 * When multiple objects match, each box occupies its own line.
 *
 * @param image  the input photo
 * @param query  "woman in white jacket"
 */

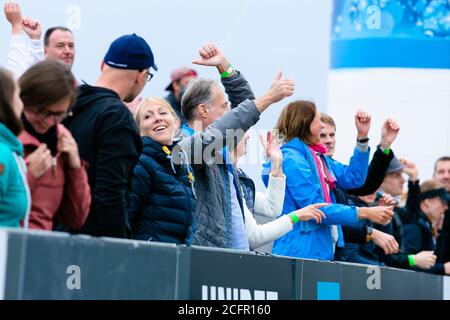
xmin=232 ymin=132 xmax=327 ymax=250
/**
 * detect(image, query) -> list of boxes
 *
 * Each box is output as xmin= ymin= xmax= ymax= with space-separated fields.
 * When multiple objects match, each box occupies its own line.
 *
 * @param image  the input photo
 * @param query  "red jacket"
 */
xmin=19 ymin=125 xmax=91 ymax=231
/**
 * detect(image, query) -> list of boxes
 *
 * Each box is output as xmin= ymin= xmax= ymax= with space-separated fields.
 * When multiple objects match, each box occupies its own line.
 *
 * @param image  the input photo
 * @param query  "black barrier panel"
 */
xmin=376 ymin=267 xmax=421 ymax=300
xmin=179 ymin=247 xmax=294 ymax=300
xmin=418 ymin=272 xmax=443 ymax=300
xmin=4 ymin=231 xmax=179 ymax=300
xmin=340 ymin=262 xmax=393 ymax=300
xmin=298 ymin=260 xmax=342 ymax=300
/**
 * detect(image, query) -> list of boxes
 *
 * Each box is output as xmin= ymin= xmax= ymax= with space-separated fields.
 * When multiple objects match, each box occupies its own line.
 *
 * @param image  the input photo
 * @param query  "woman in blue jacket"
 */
xmin=263 ymin=100 xmax=391 ymax=260
xmin=0 ymin=67 xmax=30 ymax=228
xmin=129 ymin=98 xmax=196 ymax=244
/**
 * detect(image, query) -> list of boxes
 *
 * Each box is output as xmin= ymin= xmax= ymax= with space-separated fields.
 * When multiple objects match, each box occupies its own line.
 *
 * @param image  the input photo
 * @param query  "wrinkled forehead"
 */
xmin=436 ymin=160 xmax=450 ymax=172
xmin=48 ymin=30 xmax=75 ymax=45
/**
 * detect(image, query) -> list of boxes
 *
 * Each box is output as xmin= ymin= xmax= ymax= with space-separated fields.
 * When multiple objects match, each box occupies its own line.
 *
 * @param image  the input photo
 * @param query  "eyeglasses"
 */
xmin=146 ymin=71 xmax=154 ymax=82
xmin=33 ymin=109 xmax=71 ymax=121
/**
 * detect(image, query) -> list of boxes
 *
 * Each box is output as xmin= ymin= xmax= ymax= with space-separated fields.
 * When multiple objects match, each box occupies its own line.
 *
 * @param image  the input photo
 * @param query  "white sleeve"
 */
xmin=244 ymin=202 xmax=293 ymax=250
xmin=253 ymin=174 xmax=286 ymax=219
xmin=4 ymin=35 xmax=33 ymax=79
xmin=28 ymin=39 xmax=45 ymax=65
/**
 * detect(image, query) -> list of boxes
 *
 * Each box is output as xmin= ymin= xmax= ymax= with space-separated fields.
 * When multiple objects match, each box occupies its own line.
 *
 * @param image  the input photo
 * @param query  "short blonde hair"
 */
xmin=321 ymin=113 xmax=336 ymax=130
xmin=134 ymin=97 xmax=180 ymax=131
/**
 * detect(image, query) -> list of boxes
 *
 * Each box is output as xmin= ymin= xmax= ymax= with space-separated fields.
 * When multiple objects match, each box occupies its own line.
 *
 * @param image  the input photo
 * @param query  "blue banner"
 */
xmin=331 ymin=0 xmax=450 ymax=69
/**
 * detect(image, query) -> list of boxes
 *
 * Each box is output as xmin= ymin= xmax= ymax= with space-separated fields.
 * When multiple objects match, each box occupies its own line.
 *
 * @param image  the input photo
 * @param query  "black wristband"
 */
xmin=357 ymin=138 xmax=370 ymax=144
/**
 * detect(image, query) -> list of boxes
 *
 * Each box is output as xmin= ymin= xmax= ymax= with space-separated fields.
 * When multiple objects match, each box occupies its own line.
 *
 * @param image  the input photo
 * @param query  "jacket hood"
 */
xmin=71 ymin=84 xmax=121 ymax=117
xmin=0 ymin=123 xmax=23 ymax=155
xmin=19 ymin=124 xmax=69 ymax=148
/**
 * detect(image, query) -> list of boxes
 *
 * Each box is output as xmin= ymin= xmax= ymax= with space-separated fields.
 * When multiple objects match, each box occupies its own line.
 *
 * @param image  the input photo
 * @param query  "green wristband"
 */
xmin=383 ymin=148 xmax=391 ymax=156
xmin=220 ymin=64 xmax=234 ymax=78
xmin=408 ymin=255 xmax=415 ymax=267
xmin=290 ymin=213 xmax=300 ymax=224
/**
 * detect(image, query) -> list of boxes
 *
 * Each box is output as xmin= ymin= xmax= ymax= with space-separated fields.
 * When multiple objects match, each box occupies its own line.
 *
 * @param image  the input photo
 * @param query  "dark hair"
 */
xmin=435 ymin=156 xmax=450 ymax=173
xmin=19 ymin=60 xmax=77 ymax=112
xmin=0 ymin=68 xmax=22 ymax=136
xmin=276 ymin=100 xmax=317 ymax=144
xmin=44 ymin=26 xmax=72 ymax=46
xmin=181 ymin=78 xmax=217 ymax=122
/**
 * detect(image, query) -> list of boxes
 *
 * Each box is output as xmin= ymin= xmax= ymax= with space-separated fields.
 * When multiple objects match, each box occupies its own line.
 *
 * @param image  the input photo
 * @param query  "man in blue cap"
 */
xmin=63 ymin=34 xmax=157 ymax=238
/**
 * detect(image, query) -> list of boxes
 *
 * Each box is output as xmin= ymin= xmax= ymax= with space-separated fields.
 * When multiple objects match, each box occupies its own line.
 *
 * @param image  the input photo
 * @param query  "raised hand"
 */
xmin=355 ymin=109 xmax=372 ymax=140
xmin=400 ymin=158 xmax=419 ymax=182
xmin=26 ymin=144 xmax=53 ymax=178
xmin=57 ymin=128 xmax=81 ymax=170
xmin=259 ymin=131 xmax=283 ymax=178
xmin=192 ymin=42 xmax=232 ymax=76
xmin=292 ymin=203 xmax=328 ymax=224
xmin=380 ymin=118 xmax=400 ymax=149
xmin=4 ymin=2 xmax=22 ymax=34
xmin=21 ymin=17 xmax=41 ymax=40
xmin=254 ymin=70 xmax=295 ymax=114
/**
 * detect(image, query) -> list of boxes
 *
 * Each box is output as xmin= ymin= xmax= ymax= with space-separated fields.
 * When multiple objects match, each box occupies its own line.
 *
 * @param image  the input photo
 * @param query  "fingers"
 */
xmin=58 ymin=136 xmax=77 ymax=154
xmin=258 ymin=132 xmax=268 ymax=152
xmin=377 ymin=206 xmax=394 ymax=225
xmin=274 ymin=70 xmax=282 ymax=82
xmin=312 ymin=203 xmax=329 ymax=209
xmin=375 ymin=232 xmax=398 ymax=255
xmin=306 ymin=206 xmax=327 ymax=223
xmin=386 ymin=118 xmax=400 ymax=131
xmin=356 ymin=109 xmax=371 ymax=123
xmin=387 ymin=237 xmax=399 ymax=254
xmin=192 ymin=59 xmax=203 ymax=66
xmin=199 ymin=43 xmax=217 ymax=59
xmin=316 ymin=209 xmax=326 ymax=222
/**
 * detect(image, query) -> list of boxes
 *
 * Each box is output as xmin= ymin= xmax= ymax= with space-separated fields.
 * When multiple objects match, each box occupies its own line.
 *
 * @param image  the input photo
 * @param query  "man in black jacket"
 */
xmin=403 ymin=180 xmax=450 ymax=275
xmin=434 ymin=157 xmax=450 ymax=263
xmin=63 ymin=34 xmax=157 ymax=238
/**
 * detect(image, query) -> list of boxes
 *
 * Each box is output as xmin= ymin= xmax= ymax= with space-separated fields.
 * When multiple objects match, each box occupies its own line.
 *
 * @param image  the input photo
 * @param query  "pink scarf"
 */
xmin=309 ymin=144 xmax=336 ymax=203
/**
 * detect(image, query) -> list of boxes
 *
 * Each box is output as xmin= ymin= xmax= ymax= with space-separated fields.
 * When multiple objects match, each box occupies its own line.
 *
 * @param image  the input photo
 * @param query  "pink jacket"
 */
xmin=19 ymin=125 xmax=91 ymax=231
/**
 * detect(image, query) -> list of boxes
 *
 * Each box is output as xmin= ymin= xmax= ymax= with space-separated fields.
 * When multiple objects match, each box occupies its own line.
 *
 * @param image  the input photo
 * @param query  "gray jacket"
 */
xmin=176 ymin=71 xmax=257 ymax=248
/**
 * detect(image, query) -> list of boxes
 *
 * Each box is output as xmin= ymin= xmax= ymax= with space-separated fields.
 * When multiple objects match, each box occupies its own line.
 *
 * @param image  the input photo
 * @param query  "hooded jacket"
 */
xmin=19 ymin=124 xmax=90 ymax=231
xmin=0 ymin=123 xmax=29 ymax=227
xmin=128 ymin=137 xmax=195 ymax=244
xmin=177 ymin=71 xmax=259 ymax=248
xmin=63 ymin=85 xmax=142 ymax=238
xmin=263 ymin=138 xmax=369 ymax=260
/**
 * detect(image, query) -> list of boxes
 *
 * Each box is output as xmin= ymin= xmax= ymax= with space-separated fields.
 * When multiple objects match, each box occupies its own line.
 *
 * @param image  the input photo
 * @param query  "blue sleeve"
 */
xmin=128 ymin=159 xmax=152 ymax=228
xmin=280 ymin=150 xmax=358 ymax=226
xmin=321 ymin=204 xmax=359 ymax=226
xmin=328 ymin=147 xmax=370 ymax=190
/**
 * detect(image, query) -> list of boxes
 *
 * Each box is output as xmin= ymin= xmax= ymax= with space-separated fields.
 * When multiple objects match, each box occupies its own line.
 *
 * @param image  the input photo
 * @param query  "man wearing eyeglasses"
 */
xmin=63 ymin=34 xmax=158 ymax=239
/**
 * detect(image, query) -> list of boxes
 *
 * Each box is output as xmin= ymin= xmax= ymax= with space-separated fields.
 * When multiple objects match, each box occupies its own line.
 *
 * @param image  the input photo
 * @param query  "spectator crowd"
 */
xmin=1 ymin=2 xmax=450 ymax=277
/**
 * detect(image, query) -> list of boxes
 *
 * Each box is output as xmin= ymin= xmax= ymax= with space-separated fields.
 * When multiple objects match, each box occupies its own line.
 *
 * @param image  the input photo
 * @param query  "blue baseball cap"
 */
xmin=104 ymin=34 xmax=158 ymax=71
